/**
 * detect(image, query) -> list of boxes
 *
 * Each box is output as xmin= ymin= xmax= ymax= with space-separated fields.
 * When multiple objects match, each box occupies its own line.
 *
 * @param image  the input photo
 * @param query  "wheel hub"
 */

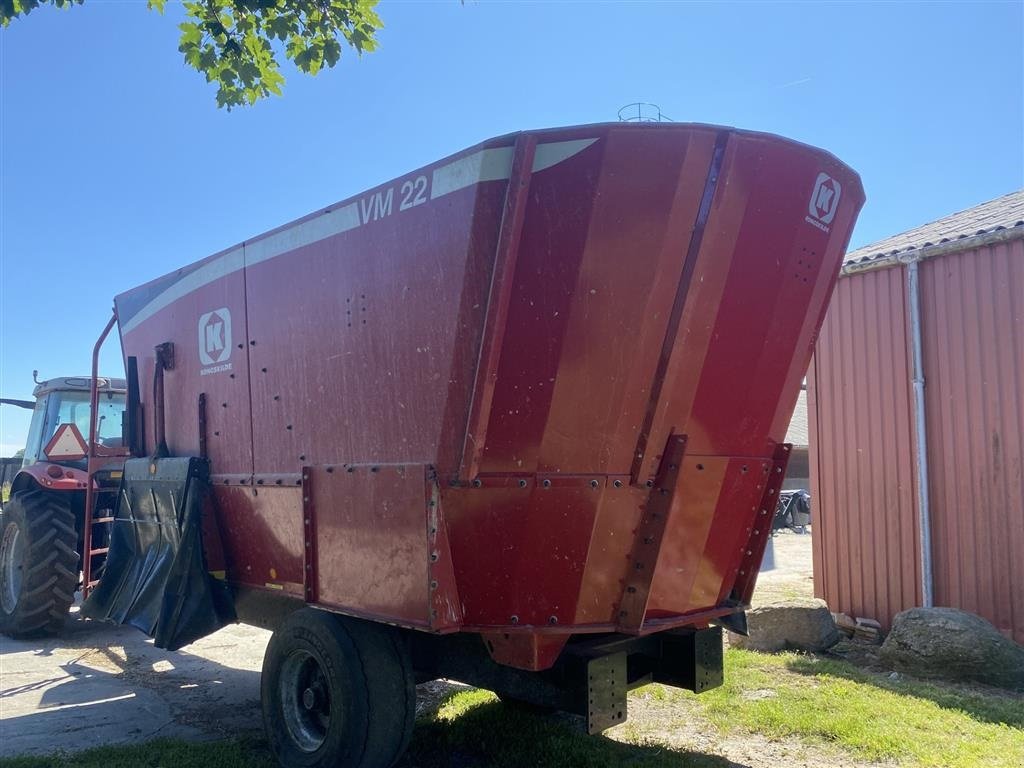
xmin=280 ymin=649 xmax=334 ymax=753
xmin=302 ymin=686 xmax=317 ymax=710
xmin=0 ymin=520 xmax=25 ymax=614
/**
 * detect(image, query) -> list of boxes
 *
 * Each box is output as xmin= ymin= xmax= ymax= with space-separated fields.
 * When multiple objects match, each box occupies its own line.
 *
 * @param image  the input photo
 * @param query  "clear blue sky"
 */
xmin=1 ymin=1 xmax=1022 ymax=454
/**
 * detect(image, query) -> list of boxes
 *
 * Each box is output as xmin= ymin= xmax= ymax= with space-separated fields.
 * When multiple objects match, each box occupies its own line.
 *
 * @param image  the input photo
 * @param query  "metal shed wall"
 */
xmin=808 ymin=267 xmax=921 ymax=626
xmin=919 ymin=238 xmax=1024 ymax=642
xmin=809 ymin=235 xmax=1024 ymax=642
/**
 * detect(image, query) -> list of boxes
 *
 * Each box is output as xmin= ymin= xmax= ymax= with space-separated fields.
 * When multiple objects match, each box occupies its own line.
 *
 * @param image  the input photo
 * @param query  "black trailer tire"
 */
xmin=261 ymin=608 xmax=415 ymax=768
xmin=0 ymin=489 xmax=78 ymax=638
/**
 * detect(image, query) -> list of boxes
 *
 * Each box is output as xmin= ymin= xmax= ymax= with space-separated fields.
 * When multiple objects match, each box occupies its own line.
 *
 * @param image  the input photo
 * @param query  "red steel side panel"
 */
xmin=808 ymin=266 xmax=921 ymax=627
xmin=308 ymin=464 xmax=432 ymax=627
xmin=920 ymin=240 xmax=1024 ymax=643
xmin=213 ymin=485 xmax=305 ymax=595
xmin=477 ymin=127 xmax=717 ymax=475
xmin=244 ymin=153 xmax=508 ymax=475
xmin=646 ymin=456 xmax=768 ymax=614
xmin=443 ymin=479 xmax=611 ymax=628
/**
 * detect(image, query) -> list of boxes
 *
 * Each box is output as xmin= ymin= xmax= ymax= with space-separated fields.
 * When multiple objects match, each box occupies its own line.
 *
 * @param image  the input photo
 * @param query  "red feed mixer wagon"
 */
xmin=5 ymin=122 xmax=862 ymax=768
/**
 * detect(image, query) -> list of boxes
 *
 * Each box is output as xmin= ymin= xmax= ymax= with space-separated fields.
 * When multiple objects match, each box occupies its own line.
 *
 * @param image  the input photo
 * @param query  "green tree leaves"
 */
xmin=0 ymin=0 xmax=83 ymax=24
xmin=1 ymin=0 xmax=382 ymax=109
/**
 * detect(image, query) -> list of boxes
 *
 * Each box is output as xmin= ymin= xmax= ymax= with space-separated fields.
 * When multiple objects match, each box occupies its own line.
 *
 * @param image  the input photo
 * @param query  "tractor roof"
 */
xmin=33 ymin=376 xmax=127 ymax=398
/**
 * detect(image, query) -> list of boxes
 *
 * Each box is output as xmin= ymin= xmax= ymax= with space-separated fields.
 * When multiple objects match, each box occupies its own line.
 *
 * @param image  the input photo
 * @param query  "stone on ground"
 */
xmin=879 ymin=607 xmax=1024 ymax=690
xmin=729 ymin=598 xmax=839 ymax=652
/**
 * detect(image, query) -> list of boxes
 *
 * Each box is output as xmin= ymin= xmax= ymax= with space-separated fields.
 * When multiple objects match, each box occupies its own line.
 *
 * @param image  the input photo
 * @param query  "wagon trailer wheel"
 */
xmin=0 ymin=489 xmax=79 ymax=638
xmin=261 ymin=608 xmax=416 ymax=768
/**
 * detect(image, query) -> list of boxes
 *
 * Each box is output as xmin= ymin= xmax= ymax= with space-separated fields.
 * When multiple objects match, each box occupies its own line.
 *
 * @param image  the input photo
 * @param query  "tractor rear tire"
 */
xmin=0 ymin=489 xmax=79 ymax=638
xmin=261 ymin=608 xmax=416 ymax=768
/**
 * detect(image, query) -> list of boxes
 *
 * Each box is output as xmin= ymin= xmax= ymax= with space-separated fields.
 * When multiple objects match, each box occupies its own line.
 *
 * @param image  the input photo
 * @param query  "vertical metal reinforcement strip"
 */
xmin=630 ymin=131 xmax=730 ymax=484
xmin=457 ymin=134 xmax=538 ymax=482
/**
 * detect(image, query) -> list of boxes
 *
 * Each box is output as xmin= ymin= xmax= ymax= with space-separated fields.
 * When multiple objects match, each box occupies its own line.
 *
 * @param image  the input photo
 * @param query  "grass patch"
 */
xmin=682 ymin=648 xmax=1024 ymax=768
xmin=0 ymin=737 xmax=275 ymax=768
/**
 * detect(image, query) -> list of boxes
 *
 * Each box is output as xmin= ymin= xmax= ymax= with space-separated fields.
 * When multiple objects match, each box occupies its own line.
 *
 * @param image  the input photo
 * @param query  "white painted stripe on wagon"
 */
xmin=430 ymin=146 xmax=514 ymax=200
xmin=429 ymin=139 xmax=597 ymax=199
xmin=245 ymin=202 xmax=361 ymax=267
xmin=121 ymin=137 xmax=599 ymax=335
xmin=121 ymin=247 xmax=243 ymax=334
xmin=532 ymin=139 xmax=598 ymax=172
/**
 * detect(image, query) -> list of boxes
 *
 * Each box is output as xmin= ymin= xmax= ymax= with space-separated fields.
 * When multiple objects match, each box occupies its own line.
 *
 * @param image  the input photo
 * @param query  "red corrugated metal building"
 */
xmin=809 ymin=190 xmax=1024 ymax=642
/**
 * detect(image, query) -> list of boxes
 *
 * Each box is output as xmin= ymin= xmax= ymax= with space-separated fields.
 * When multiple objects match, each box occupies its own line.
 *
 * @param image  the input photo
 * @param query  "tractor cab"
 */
xmin=19 ymin=376 xmax=127 ymax=470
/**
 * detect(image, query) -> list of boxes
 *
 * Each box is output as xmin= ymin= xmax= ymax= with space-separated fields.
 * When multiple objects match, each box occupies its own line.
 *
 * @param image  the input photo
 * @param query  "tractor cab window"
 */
xmin=24 ymin=390 xmax=126 ymax=466
xmin=93 ymin=395 xmax=125 ymax=445
xmin=21 ymin=401 xmax=47 ymax=467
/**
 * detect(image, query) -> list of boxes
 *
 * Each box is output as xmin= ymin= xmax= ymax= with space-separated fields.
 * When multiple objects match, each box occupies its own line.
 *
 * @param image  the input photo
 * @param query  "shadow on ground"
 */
xmin=406 ymin=688 xmax=744 ymax=768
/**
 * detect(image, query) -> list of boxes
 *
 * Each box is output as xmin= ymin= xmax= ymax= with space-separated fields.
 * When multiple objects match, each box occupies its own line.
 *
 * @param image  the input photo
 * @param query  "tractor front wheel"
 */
xmin=0 ymin=489 xmax=79 ymax=638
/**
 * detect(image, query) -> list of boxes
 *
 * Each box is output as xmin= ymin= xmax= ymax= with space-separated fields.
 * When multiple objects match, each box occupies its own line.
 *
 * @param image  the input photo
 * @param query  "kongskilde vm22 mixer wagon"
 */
xmin=0 ymin=122 xmax=863 ymax=768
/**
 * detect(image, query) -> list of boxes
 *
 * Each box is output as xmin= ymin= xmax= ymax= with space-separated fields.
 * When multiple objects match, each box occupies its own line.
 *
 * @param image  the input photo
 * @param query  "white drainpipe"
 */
xmin=905 ymin=258 xmax=933 ymax=608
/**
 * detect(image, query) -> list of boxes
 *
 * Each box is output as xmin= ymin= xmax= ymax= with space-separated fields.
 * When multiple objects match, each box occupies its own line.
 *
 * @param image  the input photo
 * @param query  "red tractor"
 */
xmin=0 ymin=374 xmax=127 ymax=636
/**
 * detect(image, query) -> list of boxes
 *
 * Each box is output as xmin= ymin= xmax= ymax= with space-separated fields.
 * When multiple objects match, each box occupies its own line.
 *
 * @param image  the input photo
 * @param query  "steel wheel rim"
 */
xmin=0 ymin=520 xmax=24 ymax=614
xmin=280 ymin=649 xmax=333 ymax=753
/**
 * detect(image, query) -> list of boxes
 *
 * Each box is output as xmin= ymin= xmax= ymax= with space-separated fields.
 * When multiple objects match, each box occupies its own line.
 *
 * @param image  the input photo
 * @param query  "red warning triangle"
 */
xmin=43 ymin=423 xmax=88 ymax=461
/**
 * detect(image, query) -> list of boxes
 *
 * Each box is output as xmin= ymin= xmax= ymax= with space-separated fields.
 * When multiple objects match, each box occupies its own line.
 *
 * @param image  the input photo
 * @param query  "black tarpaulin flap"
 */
xmin=82 ymin=456 xmax=235 ymax=650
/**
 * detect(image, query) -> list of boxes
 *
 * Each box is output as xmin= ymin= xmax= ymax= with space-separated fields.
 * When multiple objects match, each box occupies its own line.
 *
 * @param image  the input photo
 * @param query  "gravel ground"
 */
xmin=751 ymin=530 xmax=815 ymax=606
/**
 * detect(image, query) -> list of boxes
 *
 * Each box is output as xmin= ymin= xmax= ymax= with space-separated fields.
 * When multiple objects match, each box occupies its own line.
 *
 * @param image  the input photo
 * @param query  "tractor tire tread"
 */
xmin=0 ymin=489 xmax=79 ymax=638
xmin=18 ymin=600 xmax=57 ymax=619
xmin=53 ymin=539 xmax=77 ymax=559
xmin=26 ymin=551 xmax=58 ymax=574
xmin=22 ymin=575 xmax=59 ymax=599
xmin=50 ymin=518 xmax=77 ymax=538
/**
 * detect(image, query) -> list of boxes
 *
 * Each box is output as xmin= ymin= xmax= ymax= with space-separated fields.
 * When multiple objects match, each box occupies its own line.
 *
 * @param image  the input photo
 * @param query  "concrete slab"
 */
xmin=0 ymin=607 xmax=269 ymax=756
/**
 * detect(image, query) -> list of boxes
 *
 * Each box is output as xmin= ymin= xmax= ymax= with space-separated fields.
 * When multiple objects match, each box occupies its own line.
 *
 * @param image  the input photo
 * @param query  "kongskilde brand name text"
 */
xmin=201 ymin=362 xmax=233 ymax=376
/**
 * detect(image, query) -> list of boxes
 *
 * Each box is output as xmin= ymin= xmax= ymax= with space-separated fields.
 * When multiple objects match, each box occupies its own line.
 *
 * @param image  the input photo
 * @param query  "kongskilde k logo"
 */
xmin=805 ymin=173 xmax=842 ymax=232
xmin=198 ymin=308 xmax=232 ymax=366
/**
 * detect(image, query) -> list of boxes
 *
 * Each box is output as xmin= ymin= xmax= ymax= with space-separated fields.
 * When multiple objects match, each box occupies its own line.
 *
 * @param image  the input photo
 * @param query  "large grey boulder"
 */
xmin=880 ymin=607 xmax=1024 ymax=690
xmin=729 ymin=598 xmax=839 ymax=652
